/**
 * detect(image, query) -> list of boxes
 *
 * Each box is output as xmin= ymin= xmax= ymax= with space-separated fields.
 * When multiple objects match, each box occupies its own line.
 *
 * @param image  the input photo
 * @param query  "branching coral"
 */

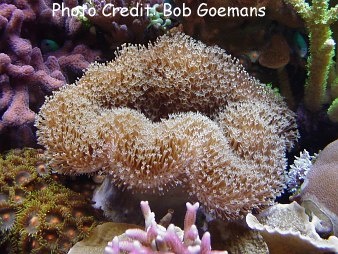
xmin=328 ymin=97 xmax=338 ymax=121
xmin=286 ymin=150 xmax=317 ymax=194
xmin=36 ymin=32 xmax=299 ymax=220
xmin=0 ymin=1 xmax=102 ymax=149
xmin=0 ymin=149 xmax=100 ymax=254
xmin=0 ymin=3 xmax=66 ymax=132
xmin=3 ymin=0 xmax=81 ymax=34
xmin=105 ymin=201 xmax=228 ymax=253
xmin=284 ymin=0 xmax=338 ymax=113
xmin=327 ymin=47 xmax=338 ymax=122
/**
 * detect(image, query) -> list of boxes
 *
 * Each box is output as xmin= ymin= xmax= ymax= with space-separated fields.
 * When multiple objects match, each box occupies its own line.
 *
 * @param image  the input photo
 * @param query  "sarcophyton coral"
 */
xmin=0 ymin=149 xmax=99 ymax=254
xmin=36 ymin=31 xmax=299 ymax=220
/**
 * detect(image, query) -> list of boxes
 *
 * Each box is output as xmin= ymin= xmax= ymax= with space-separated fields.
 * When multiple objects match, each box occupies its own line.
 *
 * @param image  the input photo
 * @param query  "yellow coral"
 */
xmin=36 ymin=32 xmax=298 ymax=220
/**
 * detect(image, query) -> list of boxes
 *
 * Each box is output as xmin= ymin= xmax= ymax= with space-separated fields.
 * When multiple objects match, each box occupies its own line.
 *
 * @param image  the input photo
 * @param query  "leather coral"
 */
xmin=35 ymin=32 xmax=298 ymax=220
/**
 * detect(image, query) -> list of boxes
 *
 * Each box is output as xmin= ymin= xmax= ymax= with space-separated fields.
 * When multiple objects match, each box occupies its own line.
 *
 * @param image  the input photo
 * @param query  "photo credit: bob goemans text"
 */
xmin=52 ymin=2 xmax=266 ymax=18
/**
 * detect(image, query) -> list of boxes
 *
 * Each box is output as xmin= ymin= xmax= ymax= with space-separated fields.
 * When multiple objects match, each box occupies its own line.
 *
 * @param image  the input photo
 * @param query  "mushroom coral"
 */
xmin=35 ymin=32 xmax=298 ymax=220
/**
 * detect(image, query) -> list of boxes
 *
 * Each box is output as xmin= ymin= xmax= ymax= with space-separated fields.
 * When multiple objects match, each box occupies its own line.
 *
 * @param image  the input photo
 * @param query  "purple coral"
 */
xmin=105 ymin=201 xmax=228 ymax=254
xmin=286 ymin=149 xmax=317 ymax=193
xmin=0 ymin=4 xmax=66 ymax=146
xmin=0 ymin=0 xmax=102 ymax=149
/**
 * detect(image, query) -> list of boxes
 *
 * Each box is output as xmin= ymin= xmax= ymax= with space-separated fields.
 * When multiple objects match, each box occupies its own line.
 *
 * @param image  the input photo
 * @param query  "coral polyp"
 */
xmin=0 ymin=204 xmax=16 ymax=233
xmin=18 ymin=204 xmax=41 ymax=235
xmin=0 ymin=149 xmax=101 ymax=254
xmin=45 ymin=209 xmax=63 ymax=225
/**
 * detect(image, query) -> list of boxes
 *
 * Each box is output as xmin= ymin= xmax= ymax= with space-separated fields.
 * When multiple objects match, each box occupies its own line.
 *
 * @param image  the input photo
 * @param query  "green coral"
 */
xmin=72 ymin=5 xmax=91 ymax=28
xmin=0 ymin=149 xmax=99 ymax=254
xmin=328 ymin=97 xmax=338 ymax=121
xmin=284 ymin=0 xmax=338 ymax=114
xmin=147 ymin=4 xmax=172 ymax=30
xmin=265 ymin=82 xmax=280 ymax=96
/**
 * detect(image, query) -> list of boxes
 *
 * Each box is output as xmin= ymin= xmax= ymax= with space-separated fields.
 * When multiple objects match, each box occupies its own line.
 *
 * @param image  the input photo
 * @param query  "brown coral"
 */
xmin=258 ymin=34 xmax=290 ymax=69
xmin=36 ymin=32 xmax=298 ymax=220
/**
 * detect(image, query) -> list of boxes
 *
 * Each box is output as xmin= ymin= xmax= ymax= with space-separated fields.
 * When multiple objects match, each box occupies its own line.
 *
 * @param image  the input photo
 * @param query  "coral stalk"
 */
xmin=328 ymin=98 xmax=338 ymax=122
xmin=284 ymin=0 xmax=338 ymax=112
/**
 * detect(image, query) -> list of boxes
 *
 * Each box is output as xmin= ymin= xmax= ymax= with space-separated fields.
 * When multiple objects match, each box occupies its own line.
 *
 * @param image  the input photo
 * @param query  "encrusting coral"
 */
xmin=0 ymin=149 xmax=100 ymax=254
xmin=36 ymin=31 xmax=299 ymax=220
xmin=207 ymin=219 xmax=270 ymax=254
xmin=67 ymin=222 xmax=144 ymax=254
xmin=246 ymin=202 xmax=338 ymax=254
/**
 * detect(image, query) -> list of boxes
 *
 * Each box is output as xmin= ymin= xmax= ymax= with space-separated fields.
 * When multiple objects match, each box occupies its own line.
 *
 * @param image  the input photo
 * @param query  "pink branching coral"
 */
xmin=105 ymin=201 xmax=228 ymax=254
xmin=36 ymin=32 xmax=299 ymax=220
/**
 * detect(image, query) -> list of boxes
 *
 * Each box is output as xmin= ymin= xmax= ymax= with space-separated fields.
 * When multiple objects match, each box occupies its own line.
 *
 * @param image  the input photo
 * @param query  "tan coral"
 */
xmin=246 ymin=202 xmax=338 ymax=254
xmin=36 ymin=32 xmax=298 ymax=220
xmin=103 ymin=108 xmax=195 ymax=193
xmin=193 ymin=99 xmax=291 ymax=219
xmin=300 ymin=139 xmax=338 ymax=236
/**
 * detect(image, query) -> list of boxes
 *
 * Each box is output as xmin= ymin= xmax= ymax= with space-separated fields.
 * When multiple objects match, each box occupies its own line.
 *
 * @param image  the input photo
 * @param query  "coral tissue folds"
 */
xmin=36 ymin=32 xmax=299 ymax=220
